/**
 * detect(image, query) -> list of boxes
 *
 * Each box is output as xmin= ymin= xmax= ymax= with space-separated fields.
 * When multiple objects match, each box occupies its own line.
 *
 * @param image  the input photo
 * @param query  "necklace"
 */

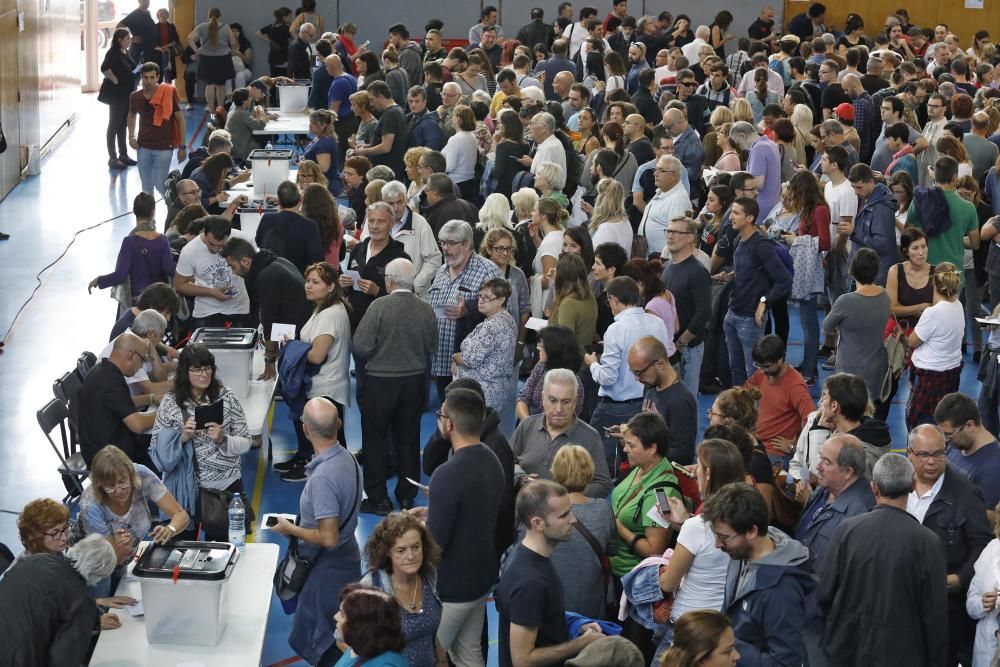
xmin=394 ymin=575 xmax=422 ymax=613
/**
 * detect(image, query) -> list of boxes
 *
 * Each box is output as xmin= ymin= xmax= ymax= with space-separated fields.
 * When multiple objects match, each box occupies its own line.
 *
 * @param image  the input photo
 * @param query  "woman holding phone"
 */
xmin=152 ymin=343 xmax=250 ymax=539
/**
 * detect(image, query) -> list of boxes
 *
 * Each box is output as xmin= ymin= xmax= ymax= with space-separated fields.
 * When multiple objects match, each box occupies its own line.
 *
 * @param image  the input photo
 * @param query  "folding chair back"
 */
xmin=36 ymin=399 xmax=89 ymax=501
xmin=76 ymin=351 xmax=97 ymax=379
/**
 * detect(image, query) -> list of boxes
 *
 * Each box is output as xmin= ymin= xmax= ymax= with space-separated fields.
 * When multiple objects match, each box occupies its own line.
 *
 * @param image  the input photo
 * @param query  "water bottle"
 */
xmin=265 ymin=141 xmax=273 ymax=151
xmin=228 ymin=494 xmax=246 ymax=552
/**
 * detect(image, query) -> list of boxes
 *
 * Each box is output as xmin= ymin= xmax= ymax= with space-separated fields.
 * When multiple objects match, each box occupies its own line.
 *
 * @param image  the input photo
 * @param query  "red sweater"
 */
xmin=746 ymin=367 xmax=815 ymax=456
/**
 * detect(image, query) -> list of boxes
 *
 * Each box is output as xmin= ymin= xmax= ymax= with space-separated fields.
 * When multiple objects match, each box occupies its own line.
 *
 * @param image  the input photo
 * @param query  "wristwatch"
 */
xmin=759 ymin=296 xmax=768 ymax=306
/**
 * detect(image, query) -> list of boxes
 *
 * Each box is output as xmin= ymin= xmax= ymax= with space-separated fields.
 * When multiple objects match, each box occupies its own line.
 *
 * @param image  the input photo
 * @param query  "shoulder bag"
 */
xmin=274 ymin=454 xmax=362 ymax=613
xmin=572 ymin=518 xmax=616 ymax=618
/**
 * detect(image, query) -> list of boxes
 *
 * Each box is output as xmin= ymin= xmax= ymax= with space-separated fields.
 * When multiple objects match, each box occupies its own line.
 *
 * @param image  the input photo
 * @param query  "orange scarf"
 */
xmin=149 ymin=83 xmax=179 ymax=146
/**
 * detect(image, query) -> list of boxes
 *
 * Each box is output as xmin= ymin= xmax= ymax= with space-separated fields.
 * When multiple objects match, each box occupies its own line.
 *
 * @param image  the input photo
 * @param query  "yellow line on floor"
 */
xmin=247 ymin=401 xmax=274 ymax=544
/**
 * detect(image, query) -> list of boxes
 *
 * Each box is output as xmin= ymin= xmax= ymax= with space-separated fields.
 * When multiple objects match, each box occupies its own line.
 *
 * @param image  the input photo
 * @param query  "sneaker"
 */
xmin=818 ymin=345 xmax=835 ymax=358
xmin=274 ymin=456 xmax=304 ymax=473
xmin=118 ymin=155 xmax=137 ymax=166
xmin=279 ymin=466 xmax=308 ymax=483
xmin=821 ymin=354 xmax=837 ymax=370
xmin=108 ymin=158 xmax=126 ymax=170
xmin=803 ymin=375 xmax=817 ymax=387
xmin=360 ymin=498 xmax=393 ymax=516
xmin=0 ymin=231 xmax=9 ymax=241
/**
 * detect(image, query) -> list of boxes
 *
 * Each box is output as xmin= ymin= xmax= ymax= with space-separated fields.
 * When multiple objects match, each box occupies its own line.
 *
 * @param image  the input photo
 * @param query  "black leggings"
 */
xmin=107 ymin=96 xmax=130 ymax=160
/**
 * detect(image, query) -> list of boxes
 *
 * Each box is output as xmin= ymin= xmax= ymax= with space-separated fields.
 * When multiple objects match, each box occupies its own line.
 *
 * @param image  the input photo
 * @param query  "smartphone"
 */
xmin=266 ymin=516 xmax=280 ymax=527
xmin=654 ymin=489 xmax=671 ymax=514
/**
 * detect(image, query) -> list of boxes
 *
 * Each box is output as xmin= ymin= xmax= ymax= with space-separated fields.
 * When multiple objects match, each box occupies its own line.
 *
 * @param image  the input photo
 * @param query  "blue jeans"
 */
xmin=677 ymin=343 xmax=704 ymax=397
xmin=590 ymin=398 xmax=643 ymax=475
xmin=723 ymin=310 xmax=764 ymax=387
xmin=137 ymin=146 xmax=174 ymax=197
xmin=798 ymin=297 xmax=820 ymax=378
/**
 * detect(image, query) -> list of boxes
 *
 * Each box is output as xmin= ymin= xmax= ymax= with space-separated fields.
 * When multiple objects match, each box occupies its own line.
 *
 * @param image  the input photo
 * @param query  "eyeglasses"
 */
xmin=439 ymin=239 xmax=463 ymax=248
xmin=927 ymin=103 xmax=945 ymax=109
xmin=45 ymin=524 xmax=70 ymax=539
xmin=940 ymin=424 xmax=966 ymax=443
xmin=714 ymin=531 xmax=741 ymax=544
xmin=655 ymin=168 xmax=677 ymax=174
xmin=102 ymin=480 xmax=131 ymax=494
xmin=908 ymin=448 xmax=947 ymax=460
xmin=478 ymin=293 xmax=500 ymax=302
xmin=490 ymin=245 xmax=513 ymax=254
xmin=188 ymin=366 xmax=213 ymax=376
xmin=666 ymin=229 xmax=693 ymax=236
xmin=678 ymin=80 xmax=695 ymax=87
xmin=706 ymin=408 xmax=726 ymax=420
xmin=435 ymin=410 xmax=451 ymax=421
xmin=630 ymin=360 xmax=657 ymax=377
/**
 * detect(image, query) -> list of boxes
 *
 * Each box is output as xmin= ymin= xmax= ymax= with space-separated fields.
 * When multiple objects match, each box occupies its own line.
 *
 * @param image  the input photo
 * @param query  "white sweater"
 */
xmin=442 ymin=131 xmax=479 ymax=184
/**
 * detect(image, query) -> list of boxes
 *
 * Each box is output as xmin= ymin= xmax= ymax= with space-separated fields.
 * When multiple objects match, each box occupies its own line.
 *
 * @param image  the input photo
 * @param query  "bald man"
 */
xmin=623 ymin=113 xmax=655 ymax=165
xmin=78 ymin=332 xmax=159 ymax=467
xmin=552 ymin=70 xmax=577 ymax=120
xmin=535 ymin=38 xmax=578 ymax=101
xmin=662 ymin=107 xmax=704 ymax=202
xmin=842 ymin=73 xmax=877 ymax=162
xmin=626 ymin=336 xmax=698 ymax=464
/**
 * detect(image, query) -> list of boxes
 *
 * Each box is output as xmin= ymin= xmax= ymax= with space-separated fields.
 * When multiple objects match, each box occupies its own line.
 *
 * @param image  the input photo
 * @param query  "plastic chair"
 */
xmin=36 ymin=399 xmax=89 ymax=502
xmin=76 ymin=351 xmax=97 ymax=380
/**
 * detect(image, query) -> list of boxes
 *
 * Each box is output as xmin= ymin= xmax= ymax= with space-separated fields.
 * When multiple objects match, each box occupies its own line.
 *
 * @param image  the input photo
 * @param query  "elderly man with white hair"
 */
xmin=0 ymin=534 xmax=118 ymax=666
xmin=361 ymin=181 xmax=441 ymax=297
xmin=288 ymin=22 xmax=316 ymax=79
xmin=681 ymin=24 xmax=712 ymax=65
xmin=437 ymin=82 xmax=463 ymax=140
xmin=517 ymin=112 xmax=567 ymax=176
xmin=509 ymin=368 xmax=612 ymax=497
xmin=729 ymin=120 xmax=782 ymax=216
xmin=98 ymin=308 xmax=174 ymax=401
xmin=426 ymin=220 xmax=502 ymax=401
xmin=354 ymin=258 xmax=439 ymax=514
xmin=638 ymin=154 xmax=691 ymax=256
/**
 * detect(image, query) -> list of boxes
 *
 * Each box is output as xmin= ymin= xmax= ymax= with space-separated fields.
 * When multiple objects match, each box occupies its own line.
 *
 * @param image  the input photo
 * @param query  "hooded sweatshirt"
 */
xmin=398 ymin=41 xmax=425 ymax=86
xmin=846 ymin=416 xmax=892 ymax=479
xmin=724 ymin=527 xmax=814 ymax=667
xmin=851 ymin=182 xmax=899 ymax=285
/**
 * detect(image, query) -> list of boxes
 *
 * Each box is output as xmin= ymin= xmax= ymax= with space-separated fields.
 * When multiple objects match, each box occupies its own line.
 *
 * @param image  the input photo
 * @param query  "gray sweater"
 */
xmin=224 ymin=107 xmax=267 ymax=162
xmin=823 ymin=290 xmax=890 ymax=401
xmin=353 ymin=290 xmax=438 ymax=376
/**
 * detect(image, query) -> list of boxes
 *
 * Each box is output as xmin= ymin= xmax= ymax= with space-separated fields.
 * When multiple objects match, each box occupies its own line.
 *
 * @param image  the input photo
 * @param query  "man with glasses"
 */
xmin=702 ymin=482 xmax=811 ymax=667
xmin=510 ymin=368 xmax=610 ymax=496
xmin=435 ymin=84 xmax=462 ymax=143
xmin=661 ymin=216 xmax=710 ymax=395
xmin=426 ymin=221 xmax=501 ymax=401
xmin=174 ymin=215 xmax=252 ymax=330
xmin=626 ymin=335 xmax=697 ymax=464
xmin=817 ymin=453 xmax=947 ymax=667
xmin=870 ymin=96 xmax=927 ymax=175
xmin=364 ymin=181 xmax=441 ymax=297
xmin=935 ymin=392 xmax=1000 ymax=511
xmin=638 ymin=154 xmax=690 ymax=256
xmin=79 ymin=332 xmax=159 ymax=467
xmin=421 ymin=172 xmax=477 ymax=237
xmin=672 ymin=69 xmax=711 ymax=138
xmin=583 ymin=276 xmax=670 ymax=474
xmin=746 ymin=335 xmax=815 ymax=467
xmin=907 ymin=423 xmax=992 ymax=667
xmin=919 ymin=93 xmax=949 ymax=185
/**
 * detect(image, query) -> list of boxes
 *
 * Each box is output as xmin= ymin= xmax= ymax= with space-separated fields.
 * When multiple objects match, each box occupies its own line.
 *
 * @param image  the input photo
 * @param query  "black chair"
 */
xmin=37 ymin=399 xmax=89 ymax=502
xmin=53 ymin=370 xmax=83 ymax=407
xmin=76 ymin=351 xmax=97 ymax=380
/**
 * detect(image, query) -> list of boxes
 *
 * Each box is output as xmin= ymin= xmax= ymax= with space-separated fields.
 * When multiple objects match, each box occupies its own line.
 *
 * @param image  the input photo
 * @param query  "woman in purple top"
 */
xmin=89 ymin=193 xmax=175 ymax=308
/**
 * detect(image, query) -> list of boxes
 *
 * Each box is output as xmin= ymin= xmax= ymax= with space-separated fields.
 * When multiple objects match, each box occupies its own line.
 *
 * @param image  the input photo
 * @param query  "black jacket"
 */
xmin=245 ymin=249 xmax=312 ymax=337
xmin=921 ymin=466 xmax=992 ymax=592
xmin=423 ymin=407 xmax=516 ymax=557
xmin=288 ymin=38 xmax=313 ymax=79
xmin=422 ymin=193 xmax=479 ymax=238
xmin=515 ymin=20 xmax=554 ymax=51
xmin=343 ymin=238 xmax=410 ymax=330
xmin=818 ymin=505 xmax=948 ymax=667
xmin=0 ymin=553 xmax=102 ymax=667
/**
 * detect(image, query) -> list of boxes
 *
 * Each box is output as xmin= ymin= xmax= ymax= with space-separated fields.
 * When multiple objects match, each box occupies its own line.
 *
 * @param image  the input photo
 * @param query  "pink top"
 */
xmin=715 ymin=150 xmax=741 ymax=172
xmin=645 ymin=295 xmax=678 ymax=356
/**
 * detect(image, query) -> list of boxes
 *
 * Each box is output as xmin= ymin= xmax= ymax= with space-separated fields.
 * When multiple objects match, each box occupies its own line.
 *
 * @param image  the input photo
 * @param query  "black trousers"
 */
xmin=361 ymin=373 xmax=425 ymax=503
xmin=292 ymin=396 xmax=346 ymax=459
xmin=334 ymin=114 xmax=359 ymax=164
xmin=106 ymin=96 xmax=130 ymax=160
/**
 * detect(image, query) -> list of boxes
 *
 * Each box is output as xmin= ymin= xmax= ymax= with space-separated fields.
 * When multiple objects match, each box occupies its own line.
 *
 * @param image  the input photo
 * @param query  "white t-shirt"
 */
xmin=824 ymin=178 xmax=858 ymax=250
xmin=912 ymin=299 xmax=965 ymax=371
xmin=534 ymin=230 xmax=564 ymax=274
xmin=99 ymin=328 xmax=150 ymax=395
xmin=591 ymin=217 xmax=633 ymax=256
xmin=299 ymin=303 xmax=352 ymax=406
xmin=670 ymin=515 xmax=730 ymax=621
xmin=175 ymin=233 xmax=252 ymax=319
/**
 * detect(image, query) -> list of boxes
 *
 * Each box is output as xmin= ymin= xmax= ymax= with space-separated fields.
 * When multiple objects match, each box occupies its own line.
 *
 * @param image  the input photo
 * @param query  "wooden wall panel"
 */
xmin=0 ymin=8 xmax=21 ymax=199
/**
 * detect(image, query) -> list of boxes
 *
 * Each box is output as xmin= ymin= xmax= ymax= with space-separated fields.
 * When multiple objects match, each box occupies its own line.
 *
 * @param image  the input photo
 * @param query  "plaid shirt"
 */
xmin=852 ymin=91 xmax=877 ymax=161
xmin=426 ymin=253 xmax=502 ymax=376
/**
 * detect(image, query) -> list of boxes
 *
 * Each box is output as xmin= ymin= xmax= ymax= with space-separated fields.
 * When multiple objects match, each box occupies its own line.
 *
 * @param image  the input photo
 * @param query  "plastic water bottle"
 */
xmin=265 ymin=141 xmax=273 ymax=151
xmin=228 ymin=494 xmax=246 ymax=552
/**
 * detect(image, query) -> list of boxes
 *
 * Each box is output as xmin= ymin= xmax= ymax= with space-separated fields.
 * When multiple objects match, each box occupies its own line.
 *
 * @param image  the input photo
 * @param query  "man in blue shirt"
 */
xmin=325 ymin=54 xmax=358 ymax=158
xmin=663 ymin=107 xmax=704 ymax=204
xmin=936 ymin=392 xmax=1000 ymax=511
xmin=723 ymin=197 xmax=792 ymax=386
xmin=583 ymin=276 xmax=671 ymax=475
xmin=535 ymin=38 xmax=578 ymax=101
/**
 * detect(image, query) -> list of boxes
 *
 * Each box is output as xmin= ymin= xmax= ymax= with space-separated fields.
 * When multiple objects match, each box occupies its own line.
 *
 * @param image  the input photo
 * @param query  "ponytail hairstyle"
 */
xmin=660 ymin=610 xmax=734 ymax=667
xmin=536 ymin=197 xmax=569 ymax=231
xmin=931 ymin=261 xmax=961 ymax=299
xmin=208 ymin=7 xmax=222 ymax=47
xmin=274 ymin=7 xmax=293 ymax=26
xmin=309 ymin=109 xmax=338 ymax=139
xmin=715 ymin=386 xmax=760 ymax=431
xmin=754 ymin=67 xmax=769 ymax=100
xmin=304 ymin=262 xmax=352 ymax=315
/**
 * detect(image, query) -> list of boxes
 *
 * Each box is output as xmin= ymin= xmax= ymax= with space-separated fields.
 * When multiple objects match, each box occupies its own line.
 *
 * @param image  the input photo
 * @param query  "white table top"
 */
xmin=89 ymin=543 xmax=280 ymax=667
xmin=254 ymin=109 xmax=311 ymax=135
xmin=245 ymin=351 xmax=277 ymax=437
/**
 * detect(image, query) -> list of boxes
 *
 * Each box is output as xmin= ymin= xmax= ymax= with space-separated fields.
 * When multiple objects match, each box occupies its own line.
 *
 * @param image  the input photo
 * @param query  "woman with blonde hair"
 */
xmin=730 ymin=97 xmax=754 ymax=124
xmin=475 ymin=193 xmax=513 ymax=248
xmin=296 ymin=159 xmax=328 ymax=190
xmin=714 ymin=123 xmax=741 ymax=171
xmin=529 ymin=198 xmax=568 ymax=294
xmin=906 ymin=262 xmax=966 ymax=429
xmin=703 ymin=106 xmax=735 ymax=167
xmin=301 ymin=183 xmax=343 ymax=270
xmin=189 ymin=7 xmax=235 ymax=112
xmin=548 ymin=253 xmax=598 ymax=348
xmin=304 ymin=109 xmax=343 ymax=195
xmin=511 ymin=187 xmax=540 ymax=275
xmin=937 ymin=135 xmax=974 ymax=179
xmin=403 ymin=146 xmax=430 ymax=211
xmin=791 ymin=103 xmax=815 ymax=163
xmin=348 ymin=90 xmax=378 ymax=149
xmin=535 ymin=161 xmax=569 ymax=209
xmin=587 ymin=178 xmax=632 ymax=255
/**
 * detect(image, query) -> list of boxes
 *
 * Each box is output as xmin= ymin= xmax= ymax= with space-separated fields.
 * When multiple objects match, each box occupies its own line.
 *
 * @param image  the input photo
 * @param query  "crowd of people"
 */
xmin=7 ymin=1 xmax=1000 ymax=666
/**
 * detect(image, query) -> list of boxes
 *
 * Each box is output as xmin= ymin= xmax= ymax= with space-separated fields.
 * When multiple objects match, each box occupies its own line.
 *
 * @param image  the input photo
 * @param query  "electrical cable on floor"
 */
xmin=0 ymin=197 xmax=162 ymax=344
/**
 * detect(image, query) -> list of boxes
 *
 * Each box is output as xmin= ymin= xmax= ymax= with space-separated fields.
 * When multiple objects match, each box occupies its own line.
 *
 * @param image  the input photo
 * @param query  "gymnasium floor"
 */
xmin=0 ymin=94 xmax=985 ymax=666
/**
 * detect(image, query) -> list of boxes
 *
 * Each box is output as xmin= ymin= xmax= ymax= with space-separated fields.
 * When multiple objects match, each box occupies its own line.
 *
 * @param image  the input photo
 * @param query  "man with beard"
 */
xmin=495 ymin=480 xmax=604 ymax=667
xmin=936 ymin=392 xmax=1000 ymax=511
xmin=745 ymin=335 xmax=815 ymax=469
xmin=626 ymin=336 xmax=697 ymax=464
xmin=703 ymin=482 xmax=812 ymax=667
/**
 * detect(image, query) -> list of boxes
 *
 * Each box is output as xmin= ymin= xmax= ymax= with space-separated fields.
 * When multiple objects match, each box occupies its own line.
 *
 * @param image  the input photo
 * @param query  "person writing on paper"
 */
xmin=0 ymin=534 xmax=118 ymax=667
xmin=15 ymin=498 xmax=137 ymax=631
xmin=76 ymin=445 xmax=190 ymax=598
xmin=272 ymin=398 xmax=363 ymax=667
xmin=151 ymin=344 xmax=250 ymax=539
